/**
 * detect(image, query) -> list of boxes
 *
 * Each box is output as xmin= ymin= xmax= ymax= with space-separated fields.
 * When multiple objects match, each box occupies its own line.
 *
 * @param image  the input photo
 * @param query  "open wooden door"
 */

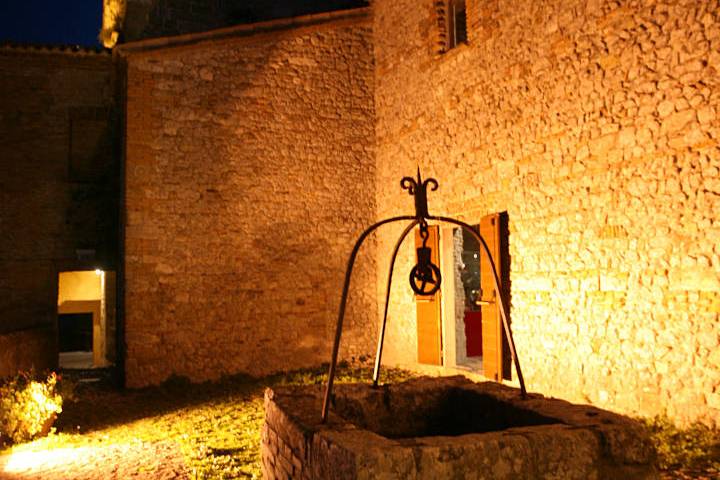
xmin=415 ymin=225 xmax=442 ymax=365
xmin=479 ymin=213 xmax=510 ymax=381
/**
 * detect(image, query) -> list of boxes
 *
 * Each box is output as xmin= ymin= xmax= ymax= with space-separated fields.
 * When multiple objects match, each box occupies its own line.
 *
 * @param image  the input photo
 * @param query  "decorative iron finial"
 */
xmin=400 ymin=168 xmax=438 ymax=220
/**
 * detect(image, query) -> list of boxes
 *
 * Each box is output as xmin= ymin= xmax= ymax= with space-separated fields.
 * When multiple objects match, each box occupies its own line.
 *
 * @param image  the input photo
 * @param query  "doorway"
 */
xmin=452 ymin=224 xmax=483 ymax=371
xmin=57 ymin=270 xmax=116 ymax=369
xmin=433 ymin=212 xmax=512 ymax=381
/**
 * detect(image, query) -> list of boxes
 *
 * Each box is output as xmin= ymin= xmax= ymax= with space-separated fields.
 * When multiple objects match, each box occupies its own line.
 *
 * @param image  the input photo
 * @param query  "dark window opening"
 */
xmin=58 ymin=313 xmax=93 ymax=352
xmin=448 ymin=0 xmax=467 ymax=50
xmin=68 ymin=107 xmax=113 ymax=183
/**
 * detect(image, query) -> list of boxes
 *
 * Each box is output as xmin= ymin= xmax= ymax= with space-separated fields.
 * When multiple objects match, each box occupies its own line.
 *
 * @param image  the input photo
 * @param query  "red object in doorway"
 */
xmin=464 ymin=311 xmax=482 ymax=356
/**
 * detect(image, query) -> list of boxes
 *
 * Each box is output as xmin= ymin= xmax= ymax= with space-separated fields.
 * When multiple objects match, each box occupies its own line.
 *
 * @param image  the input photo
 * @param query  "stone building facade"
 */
xmin=118 ymin=10 xmax=377 ymax=386
xmin=1 ymin=0 xmax=718 ymax=428
xmin=0 ymin=46 xmax=118 ymax=377
xmin=373 ymin=0 xmax=720 ymax=426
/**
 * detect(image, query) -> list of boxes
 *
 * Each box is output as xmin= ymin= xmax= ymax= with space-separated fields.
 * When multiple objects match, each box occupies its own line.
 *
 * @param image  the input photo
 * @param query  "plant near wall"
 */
xmin=643 ymin=416 xmax=720 ymax=475
xmin=0 ymin=371 xmax=64 ymax=445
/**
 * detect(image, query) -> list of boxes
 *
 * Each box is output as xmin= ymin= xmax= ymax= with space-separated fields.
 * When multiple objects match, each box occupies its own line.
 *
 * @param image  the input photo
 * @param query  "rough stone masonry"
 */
xmin=262 ymin=377 xmax=658 ymax=479
xmin=120 ymin=0 xmax=719 ymax=428
xmin=0 ymin=46 xmax=117 ymax=377
xmin=373 ymin=0 xmax=720 ymax=426
xmin=121 ymin=10 xmax=377 ymax=386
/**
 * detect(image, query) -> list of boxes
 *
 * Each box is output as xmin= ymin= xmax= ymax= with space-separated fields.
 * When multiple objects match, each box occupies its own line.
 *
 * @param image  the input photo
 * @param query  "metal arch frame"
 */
xmin=321 ymin=214 xmax=416 ymax=422
xmin=321 ymin=172 xmax=527 ymax=422
xmin=372 ymin=219 xmax=419 ymax=385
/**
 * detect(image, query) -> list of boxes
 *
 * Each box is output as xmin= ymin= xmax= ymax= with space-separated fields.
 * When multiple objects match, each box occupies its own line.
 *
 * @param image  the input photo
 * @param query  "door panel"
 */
xmin=480 ymin=214 xmax=503 ymax=380
xmin=415 ymin=225 xmax=442 ymax=365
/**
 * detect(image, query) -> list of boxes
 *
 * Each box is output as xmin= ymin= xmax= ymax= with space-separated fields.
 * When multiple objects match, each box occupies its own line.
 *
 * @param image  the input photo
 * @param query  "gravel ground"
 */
xmin=0 ymin=440 xmax=187 ymax=480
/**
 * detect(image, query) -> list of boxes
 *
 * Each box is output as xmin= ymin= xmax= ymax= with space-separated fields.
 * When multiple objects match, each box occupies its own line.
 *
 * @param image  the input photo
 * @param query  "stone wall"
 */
xmin=0 ymin=47 xmax=118 ymax=376
xmin=121 ymin=10 xmax=376 ymax=386
xmin=373 ymin=0 xmax=720 ymax=425
xmin=0 ymin=327 xmax=56 ymax=378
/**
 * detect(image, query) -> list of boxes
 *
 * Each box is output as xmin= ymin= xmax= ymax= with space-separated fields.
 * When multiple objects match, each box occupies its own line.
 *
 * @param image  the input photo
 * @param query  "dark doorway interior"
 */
xmin=58 ymin=313 xmax=93 ymax=352
xmin=454 ymin=224 xmax=483 ymax=370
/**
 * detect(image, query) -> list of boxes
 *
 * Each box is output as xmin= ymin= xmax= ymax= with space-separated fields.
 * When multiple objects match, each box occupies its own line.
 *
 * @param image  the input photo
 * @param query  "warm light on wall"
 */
xmin=57 ymin=271 xmax=103 ymax=305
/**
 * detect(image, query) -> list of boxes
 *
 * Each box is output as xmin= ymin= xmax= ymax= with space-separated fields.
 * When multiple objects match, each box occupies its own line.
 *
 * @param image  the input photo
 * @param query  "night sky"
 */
xmin=0 ymin=0 xmax=103 ymax=47
xmin=0 ymin=1 xmax=368 ymax=47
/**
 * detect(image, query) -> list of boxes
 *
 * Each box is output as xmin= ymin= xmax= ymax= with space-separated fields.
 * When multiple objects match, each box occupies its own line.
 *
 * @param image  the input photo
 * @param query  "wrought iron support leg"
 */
xmin=372 ymin=220 xmax=419 ymax=387
xmin=429 ymin=216 xmax=527 ymax=397
xmin=322 ymin=216 xmax=416 ymax=422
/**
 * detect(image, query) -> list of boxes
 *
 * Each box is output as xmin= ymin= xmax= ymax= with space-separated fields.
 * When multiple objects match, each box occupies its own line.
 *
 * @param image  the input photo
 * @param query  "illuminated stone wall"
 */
xmin=122 ymin=10 xmax=376 ymax=386
xmin=373 ymin=0 xmax=720 ymax=425
xmin=0 ymin=47 xmax=117 ymax=376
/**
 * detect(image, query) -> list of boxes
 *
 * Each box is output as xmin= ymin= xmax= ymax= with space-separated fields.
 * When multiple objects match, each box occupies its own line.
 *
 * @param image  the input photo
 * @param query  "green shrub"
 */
xmin=0 ymin=371 xmax=63 ymax=445
xmin=643 ymin=416 xmax=720 ymax=472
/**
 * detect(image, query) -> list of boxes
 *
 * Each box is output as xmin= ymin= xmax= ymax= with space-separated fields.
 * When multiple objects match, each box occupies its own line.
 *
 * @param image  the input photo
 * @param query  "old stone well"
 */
xmin=261 ymin=376 xmax=657 ymax=479
xmin=260 ymin=173 xmax=657 ymax=479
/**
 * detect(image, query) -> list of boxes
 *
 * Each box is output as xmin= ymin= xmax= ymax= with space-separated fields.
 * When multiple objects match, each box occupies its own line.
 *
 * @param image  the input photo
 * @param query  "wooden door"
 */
xmin=479 ymin=213 xmax=510 ymax=380
xmin=415 ymin=225 xmax=442 ymax=365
